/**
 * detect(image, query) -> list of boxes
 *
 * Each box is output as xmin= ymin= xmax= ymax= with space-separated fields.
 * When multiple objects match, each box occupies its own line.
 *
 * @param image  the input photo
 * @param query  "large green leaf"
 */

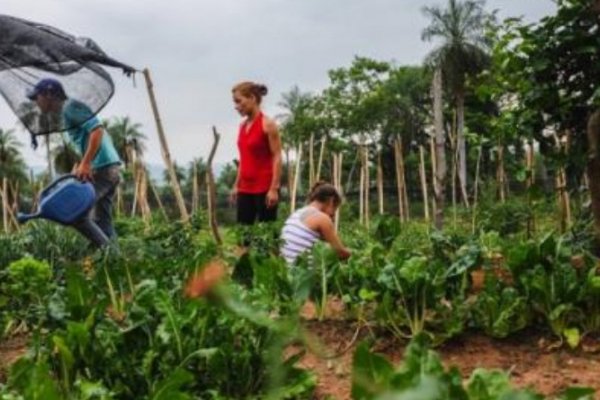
xmin=149 ymin=369 xmax=193 ymax=400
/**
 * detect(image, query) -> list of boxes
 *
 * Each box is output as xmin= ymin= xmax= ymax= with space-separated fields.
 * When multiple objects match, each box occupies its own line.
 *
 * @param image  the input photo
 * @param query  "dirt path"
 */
xmin=296 ymin=320 xmax=600 ymax=400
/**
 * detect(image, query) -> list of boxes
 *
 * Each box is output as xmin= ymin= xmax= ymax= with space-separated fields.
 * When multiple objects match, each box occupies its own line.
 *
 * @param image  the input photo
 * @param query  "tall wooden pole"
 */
xmin=363 ymin=146 xmax=370 ymax=230
xmin=429 ymin=136 xmax=437 ymax=222
xmin=399 ymin=140 xmax=410 ymax=221
xmin=332 ymin=153 xmax=343 ymax=232
xmin=192 ymin=162 xmax=199 ymax=214
xmin=308 ymin=133 xmax=315 ymax=188
xmin=291 ymin=143 xmax=303 ymax=213
xmin=497 ymin=145 xmax=506 ymax=203
xmin=315 ymin=137 xmax=327 ymax=183
xmin=207 ymin=127 xmax=222 ymax=245
xmin=419 ymin=144 xmax=430 ymax=222
xmin=359 ymin=146 xmax=365 ymax=225
xmin=432 ymin=68 xmax=446 ymax=229
xmin=45 ymin=137 xmax=54 ymax=182
xmin=394 ymin=138 xmax=405 ymax=222
xmin=2 ymin=178 xmax=8 ymax=233
xmin=143 ymin=68 xmax=189 ymax=223
xmin=377 ymin=150 xmax=384 ymax=215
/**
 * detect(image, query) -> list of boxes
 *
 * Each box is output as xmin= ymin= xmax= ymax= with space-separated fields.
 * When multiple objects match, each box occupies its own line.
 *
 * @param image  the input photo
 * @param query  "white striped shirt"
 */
xmin=280 ymin=206 xmax=321 ymax=264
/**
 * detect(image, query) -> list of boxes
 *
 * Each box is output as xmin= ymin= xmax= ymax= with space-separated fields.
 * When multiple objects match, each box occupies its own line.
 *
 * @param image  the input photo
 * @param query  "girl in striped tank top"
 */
xmin=281 ymin=182 xmax=351 ymax=265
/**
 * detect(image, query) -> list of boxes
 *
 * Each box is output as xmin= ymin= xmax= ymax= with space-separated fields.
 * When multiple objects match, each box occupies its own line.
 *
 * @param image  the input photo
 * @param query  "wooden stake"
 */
xmin=291 ymin=143 xmax=303 ymax=213
xmin=364 ymin=146 xmax=370 ymax=230
xmin=399 ymin=140 xmax=410 ymax=221
xmin=315 ymin=136 xmax=327 ymax=183
xmin=394 ymin=138 xmax=405 ymax=222
xmin=143 ymin=68 xmax=190 ymax=223
xmin=359 ymin=147 xmax=365 ymax=225
xmin=308 ymin=133 xmax=315 ymax=188
xmin=131 ymin=167 xmax=140 ymax=217
xmin=207 ymin=127 xmax=222 ymax=245
xmin=497 ymin=145 xmax=506 ymax=203
xmin=116 ymin=185 xmax=122 ymax=218
xmin=332 ymin=152 xmax=343 ymax=232
xmin=192 ymin=162 xmax=199 ymax=214
xmin=2 ymin=178 xmax=8 ymax=233
xmin=429 ymin=136 xmax=437 ymax=221
xmin=419 ymin=144 xmax=430 ymax=221
xmin=432 ymin=68 xmax=446 ymax=229
xmin=148 ymin=177 xmax=168 ymax=220
xmin=377 ymin=150 xmax=384 ymax=215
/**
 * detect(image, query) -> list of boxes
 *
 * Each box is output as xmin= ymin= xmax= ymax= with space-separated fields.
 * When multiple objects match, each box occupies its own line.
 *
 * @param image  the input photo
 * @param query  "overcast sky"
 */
xmin=2 ymin=0 xmax=554 ymax=169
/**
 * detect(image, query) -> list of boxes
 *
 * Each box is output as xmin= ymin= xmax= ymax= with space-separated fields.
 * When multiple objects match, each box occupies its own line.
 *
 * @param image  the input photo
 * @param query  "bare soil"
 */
xmin=0 ymin=335 xmax=28 ymax=382
xmin=2 ymin=304 xmax=600 ymax=400
xmin=295 ymin=318 xmax=600 ymax=400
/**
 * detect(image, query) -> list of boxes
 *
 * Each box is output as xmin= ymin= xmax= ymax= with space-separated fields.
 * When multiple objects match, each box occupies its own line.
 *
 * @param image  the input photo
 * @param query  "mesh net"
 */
xmin=0 ymin=14 xmax=135 ymax=147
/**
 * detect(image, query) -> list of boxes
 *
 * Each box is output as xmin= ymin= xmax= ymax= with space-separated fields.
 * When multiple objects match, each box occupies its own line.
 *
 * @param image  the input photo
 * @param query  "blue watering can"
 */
xmin=18 ymin=174 xmax=96 ymax=225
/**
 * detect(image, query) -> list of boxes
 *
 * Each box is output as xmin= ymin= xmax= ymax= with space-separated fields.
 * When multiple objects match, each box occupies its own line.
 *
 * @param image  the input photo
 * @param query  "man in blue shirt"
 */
xmin=28 ymin=78 xmax=121 ymax=248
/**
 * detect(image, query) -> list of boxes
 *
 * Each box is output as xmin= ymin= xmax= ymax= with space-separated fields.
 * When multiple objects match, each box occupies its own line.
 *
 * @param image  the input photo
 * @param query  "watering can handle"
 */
xmin=40 ymin=174 xmax=79 ymax=198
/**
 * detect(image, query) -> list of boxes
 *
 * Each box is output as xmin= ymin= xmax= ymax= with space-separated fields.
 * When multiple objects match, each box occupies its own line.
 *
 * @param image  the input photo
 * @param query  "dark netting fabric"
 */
xmin=0 ymin=14 xmax=135 ymax=145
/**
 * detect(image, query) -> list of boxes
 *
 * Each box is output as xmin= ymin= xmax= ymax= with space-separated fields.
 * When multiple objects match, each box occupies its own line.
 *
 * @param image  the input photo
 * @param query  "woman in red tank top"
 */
xmin=231 ymin=81 xmax=282 ymax=225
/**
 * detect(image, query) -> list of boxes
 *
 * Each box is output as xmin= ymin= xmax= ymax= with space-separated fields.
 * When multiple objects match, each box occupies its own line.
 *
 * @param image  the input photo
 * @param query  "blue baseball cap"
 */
xmin=27 ymin=78 xmax=67 ymax=100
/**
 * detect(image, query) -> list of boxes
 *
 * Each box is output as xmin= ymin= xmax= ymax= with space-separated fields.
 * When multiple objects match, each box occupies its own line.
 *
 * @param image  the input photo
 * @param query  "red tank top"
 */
xmin=237 ymin=113 xmax=273 ymax=194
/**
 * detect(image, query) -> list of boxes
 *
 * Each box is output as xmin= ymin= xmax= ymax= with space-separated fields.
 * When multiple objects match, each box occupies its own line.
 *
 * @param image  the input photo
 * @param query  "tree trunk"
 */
xmin=588 ymin=19 xmax=600 ymax=247
xmin=143 ymin=68 xmax=189 ymax=223
xmin=419 ymin=144 xmax=430 ymax=222
xmin=554 ymin=133 xmax=572 ymax=232
xmin=207 ymin=127 xmax=222 ymax=245
xmin=432 ymin=68 xmax=446 ymax=229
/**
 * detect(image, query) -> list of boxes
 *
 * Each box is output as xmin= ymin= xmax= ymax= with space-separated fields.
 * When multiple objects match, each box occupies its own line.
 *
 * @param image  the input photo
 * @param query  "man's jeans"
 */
xmin=72 ymin=164 xmax=121 ymax=248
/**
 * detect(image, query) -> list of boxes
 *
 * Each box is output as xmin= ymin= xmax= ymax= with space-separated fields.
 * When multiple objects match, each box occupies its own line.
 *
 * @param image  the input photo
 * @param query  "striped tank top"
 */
xmin=281 ymin=206 xmax=321 ymax=264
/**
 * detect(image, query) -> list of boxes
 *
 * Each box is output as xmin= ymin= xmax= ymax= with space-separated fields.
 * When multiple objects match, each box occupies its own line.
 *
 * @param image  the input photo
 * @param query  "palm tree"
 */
xmin=105 ymin=117 xmax=147 ymax=169
xmin=52 ymin=138 xmax=80 ymax=174
xmin=422 ymin=0 xmax=490 ymax=203
xmin=162 ymin=161 xmax=186 ymax=186
xmin=0 ymin=128 xmax=27 ymax=182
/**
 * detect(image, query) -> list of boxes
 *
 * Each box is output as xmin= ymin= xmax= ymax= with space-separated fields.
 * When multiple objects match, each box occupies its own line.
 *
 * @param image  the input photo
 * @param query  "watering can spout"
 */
xmin=17 ymin=212 xmax=40 ymax=224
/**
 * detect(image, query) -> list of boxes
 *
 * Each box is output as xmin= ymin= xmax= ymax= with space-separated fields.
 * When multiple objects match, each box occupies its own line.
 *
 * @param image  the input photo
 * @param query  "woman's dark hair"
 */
xmin=308 ymin=181 xmax=342 ymax=206
xmin=232 ymin=81 xmax=268 ymax=104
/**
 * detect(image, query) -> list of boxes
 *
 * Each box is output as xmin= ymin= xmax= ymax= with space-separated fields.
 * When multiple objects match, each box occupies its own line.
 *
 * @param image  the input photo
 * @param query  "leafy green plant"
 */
xmin=375 ymin=256 xmax=464 ymax=343
xmin=472 ymin=284 xmax=529 ymax=338
xmin=0 ymin=257 xmax=53 ymax=336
